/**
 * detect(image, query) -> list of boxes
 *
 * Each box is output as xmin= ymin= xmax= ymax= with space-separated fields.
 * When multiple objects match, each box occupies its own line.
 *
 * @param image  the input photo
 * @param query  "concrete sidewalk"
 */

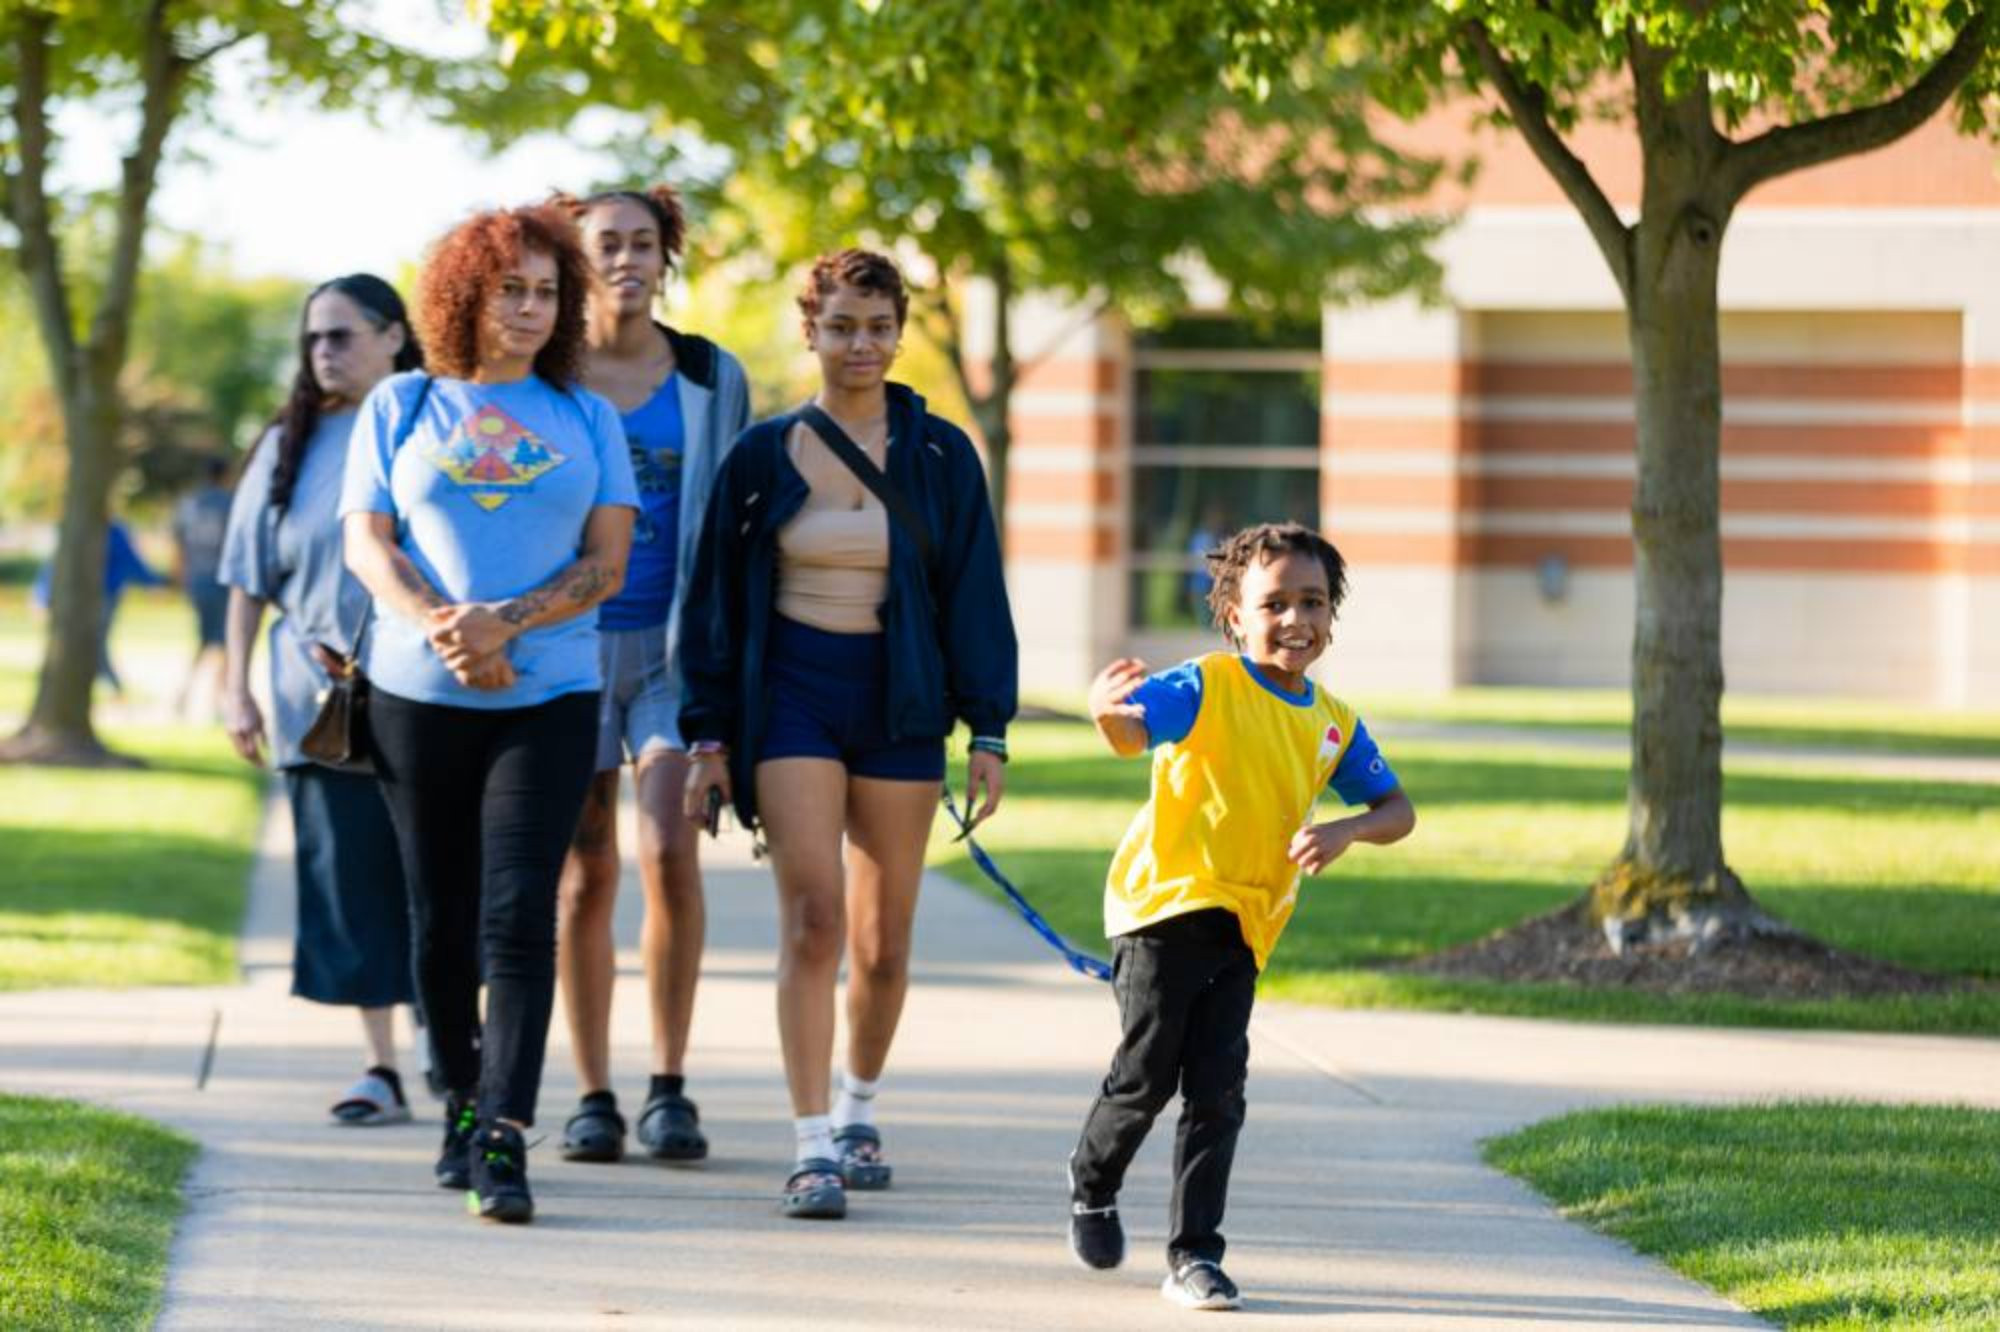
xmin=4 ymin=798 xmax=1997 ymax=1329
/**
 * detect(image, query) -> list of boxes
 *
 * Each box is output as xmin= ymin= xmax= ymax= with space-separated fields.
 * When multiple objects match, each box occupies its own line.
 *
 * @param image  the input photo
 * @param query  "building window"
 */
xmin=1129 ymin=318 xmax=1321 ymax=630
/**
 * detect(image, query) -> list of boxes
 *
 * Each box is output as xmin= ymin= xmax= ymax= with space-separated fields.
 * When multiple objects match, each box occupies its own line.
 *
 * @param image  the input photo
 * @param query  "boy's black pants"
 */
xmin=1069 ymin=908 xmax=1258 ymax=1268
xmin=368 ymin=688 xmax=599 ymax=1128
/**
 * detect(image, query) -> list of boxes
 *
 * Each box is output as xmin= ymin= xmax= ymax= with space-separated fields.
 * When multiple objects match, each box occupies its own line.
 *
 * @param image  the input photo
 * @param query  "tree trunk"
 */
xmin=3 ymin=365 xmax=129 ymax=765
xmin=2 ymin=2 xmax=183 ymax=767
xmin=1590 ymin=62 xmax=1760 ymax=945
xmin=971 ymin=254 xmax=1015 ymax=527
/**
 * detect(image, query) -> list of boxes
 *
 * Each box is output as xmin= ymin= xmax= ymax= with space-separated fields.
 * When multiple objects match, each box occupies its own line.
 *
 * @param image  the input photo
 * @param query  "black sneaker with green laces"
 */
xmin=434 ymin=1095 xmax=478 ymax=1191
xmin=468 ymin=1122 xmax=533 ymax=1224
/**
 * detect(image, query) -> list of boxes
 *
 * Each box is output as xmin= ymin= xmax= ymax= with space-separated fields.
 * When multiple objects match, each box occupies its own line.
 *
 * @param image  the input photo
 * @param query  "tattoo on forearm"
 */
xmin=389 ymin=550 xmax=446 ymax=610
xmin=562 ymin=563 xmax=613 ymax=606
xmin=497 ymin=559 xmax=615 ymax=627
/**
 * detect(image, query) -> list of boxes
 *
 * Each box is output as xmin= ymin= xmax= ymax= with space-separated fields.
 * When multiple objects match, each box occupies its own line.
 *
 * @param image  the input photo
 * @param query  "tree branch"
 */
xmin=1462 ymin=18 xmax=1634 ymax=300
xmin=183 ymin=29 xmax=254 ymax=66
xmin=88 ymin=0 xmax=185 ymax=376
xmin=1723 ymin=8 xmax=1991 ymax=201
xmin=916 ymin=281 xmax=984 ymax=414
xmin=8 ymin=9 xmax=78 ymax=402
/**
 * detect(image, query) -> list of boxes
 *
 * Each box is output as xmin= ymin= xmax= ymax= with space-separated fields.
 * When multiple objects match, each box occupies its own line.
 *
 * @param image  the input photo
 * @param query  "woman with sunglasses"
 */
xmin=218 ymin=274 xmax=428 ymax=1126
xmin=682 ymin=248 xmax=1016 ymax=1219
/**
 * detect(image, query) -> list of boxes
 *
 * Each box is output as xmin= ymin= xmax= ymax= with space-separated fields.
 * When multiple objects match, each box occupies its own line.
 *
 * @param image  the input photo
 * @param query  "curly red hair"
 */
xmin=414 ymin=204 xmax=590 ymax=385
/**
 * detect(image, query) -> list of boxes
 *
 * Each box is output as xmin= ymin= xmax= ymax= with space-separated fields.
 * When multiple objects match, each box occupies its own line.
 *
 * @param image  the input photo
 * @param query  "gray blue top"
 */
xmin=218 ymin=412 xmax=372 ymax=770
xmin=338 ymin=371 xmax=639 ymax=710
xmin=173 ymin=486 xmax=233 ymax=584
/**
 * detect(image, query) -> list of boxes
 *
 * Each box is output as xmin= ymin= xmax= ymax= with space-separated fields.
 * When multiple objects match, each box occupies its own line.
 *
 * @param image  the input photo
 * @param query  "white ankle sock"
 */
xmin=795 ymin=1113 xmax=835 ymax=1166
xmin=833 ymin=1072 xmax=878 ymax=1128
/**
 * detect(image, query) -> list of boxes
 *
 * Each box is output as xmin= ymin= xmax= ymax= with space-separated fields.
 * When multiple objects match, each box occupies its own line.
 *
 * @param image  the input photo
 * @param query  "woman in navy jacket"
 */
xmin=681 ymin=248 xmax=1016 ymax=1220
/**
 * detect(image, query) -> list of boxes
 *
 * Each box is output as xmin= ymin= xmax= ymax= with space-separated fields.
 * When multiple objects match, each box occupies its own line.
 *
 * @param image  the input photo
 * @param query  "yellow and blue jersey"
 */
xmin=1105 ymin=651 xmax=1400 ymax=970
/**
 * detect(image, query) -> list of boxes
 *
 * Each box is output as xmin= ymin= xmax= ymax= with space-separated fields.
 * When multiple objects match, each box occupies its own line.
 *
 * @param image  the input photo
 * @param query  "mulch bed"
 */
xmin=1392 ymin=899 xmax=1968 ymax=1001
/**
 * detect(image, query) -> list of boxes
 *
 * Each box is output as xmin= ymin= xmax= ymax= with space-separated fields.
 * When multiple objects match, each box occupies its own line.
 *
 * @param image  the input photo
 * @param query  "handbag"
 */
xmin=298 ymin=643 xmax=373 ymax=773
xmin=298 ymin=375 xmax=434 ymax=774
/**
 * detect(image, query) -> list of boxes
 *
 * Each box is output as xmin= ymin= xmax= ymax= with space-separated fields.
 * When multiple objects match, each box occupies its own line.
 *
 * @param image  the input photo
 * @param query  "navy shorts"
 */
xmin=758 ymin=616 xmax=945 ymax=782
xmin=190 ymin=579 xmax=228 ymax=647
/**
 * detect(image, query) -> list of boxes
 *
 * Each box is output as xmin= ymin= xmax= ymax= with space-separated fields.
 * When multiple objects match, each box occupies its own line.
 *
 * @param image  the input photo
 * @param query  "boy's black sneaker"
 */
xmin=1161 ymin=1259 xmax=1242 ymax=1311
xmin=1069 ymin=1199 xmax=1126 ymax=1270
xmin=468 ymin=1122 xmax=533 ymax=1224
xmin=434 ymin=1095 xmax=478 ymax=1190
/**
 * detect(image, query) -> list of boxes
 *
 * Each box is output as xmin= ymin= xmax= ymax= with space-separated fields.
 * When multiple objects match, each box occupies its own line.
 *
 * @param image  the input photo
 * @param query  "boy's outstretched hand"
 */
xmin=1289 ymin=821 xmax=1359 ymax=874
xmin=1089 ymin=657 xmax=1152 ymax=756
xmin=1291 ymin=789 xmax=1418 ymax=875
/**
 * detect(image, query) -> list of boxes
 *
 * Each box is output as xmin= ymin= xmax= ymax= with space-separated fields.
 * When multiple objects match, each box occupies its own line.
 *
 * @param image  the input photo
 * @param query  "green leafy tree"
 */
xmin=1323 ymin=1 xmax=1996 ymax=945
xmin=483 ymin=0 xmax=1444 ymax=522
xmin=0 ymin=2 xmax=444 ymax=764
xmin=1 ymin=243 xmax=300 ymax=523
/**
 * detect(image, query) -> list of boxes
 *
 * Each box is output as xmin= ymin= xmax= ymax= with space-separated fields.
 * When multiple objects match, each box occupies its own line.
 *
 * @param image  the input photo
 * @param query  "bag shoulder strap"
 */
xmin=396 ymin=375 xmax=434 ymax=452
xmin=797 ymin=403 xmax=933 ymax=569
xmin=344 ymin=375 xmax=434 ymax=661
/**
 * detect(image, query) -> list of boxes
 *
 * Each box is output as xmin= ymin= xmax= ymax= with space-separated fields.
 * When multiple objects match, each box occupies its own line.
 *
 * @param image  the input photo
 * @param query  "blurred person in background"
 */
xmin=32 ymin=517 xmax=165 ymax=697
xmin=173 ymin=453 xmax=234 ymax=716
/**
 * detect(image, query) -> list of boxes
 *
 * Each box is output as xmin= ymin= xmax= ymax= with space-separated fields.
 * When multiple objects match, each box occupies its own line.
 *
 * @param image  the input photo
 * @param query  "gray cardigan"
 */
xmin=659 ymin=323 xmax=753 ymax=712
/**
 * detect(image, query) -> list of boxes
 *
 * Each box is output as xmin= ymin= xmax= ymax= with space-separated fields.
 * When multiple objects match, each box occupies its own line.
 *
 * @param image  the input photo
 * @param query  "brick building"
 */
xmin=980 ymin=108 xmax=2000 ymax=705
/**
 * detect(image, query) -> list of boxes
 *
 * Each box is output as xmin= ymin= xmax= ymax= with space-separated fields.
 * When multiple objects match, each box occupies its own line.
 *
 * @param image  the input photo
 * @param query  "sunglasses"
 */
xmin=303 ymin=328 xmax=358 ymax=352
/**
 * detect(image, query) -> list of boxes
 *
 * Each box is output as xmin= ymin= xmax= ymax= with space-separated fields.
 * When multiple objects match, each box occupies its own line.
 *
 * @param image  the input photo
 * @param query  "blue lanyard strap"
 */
xmin=941 ymin=790 xmax=1112 ymax=984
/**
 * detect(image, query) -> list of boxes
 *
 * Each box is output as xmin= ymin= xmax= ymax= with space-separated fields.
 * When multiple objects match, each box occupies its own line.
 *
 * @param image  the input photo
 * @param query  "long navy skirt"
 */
xmin=284 ymin=764 xmax=416 ymax=1008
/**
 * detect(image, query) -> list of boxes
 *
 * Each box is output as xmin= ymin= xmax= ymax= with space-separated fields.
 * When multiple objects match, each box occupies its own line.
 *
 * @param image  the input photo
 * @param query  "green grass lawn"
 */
xmin=1486 ymin=1103 xmax=2000 ymax=1330
xmin=0 ymin=585 xmax=264 ymax=990
xmin=933 ymin=720 xmax=2000 ymax=1033
xmin=0 ymin=1094 xmax=197 ymax=1331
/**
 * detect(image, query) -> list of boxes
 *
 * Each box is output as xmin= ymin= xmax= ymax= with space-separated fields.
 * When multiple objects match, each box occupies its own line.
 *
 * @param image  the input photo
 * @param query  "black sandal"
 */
xmin=783 ymin=1158 xmax=847 ymax=1219
xmin=834 ymin=1123 xmax=892 ymax=1191
xmin=559 ymin=1097 xmax=627 ymax=1163
xmin=636 ymin=1092 xmax=709 ymax=1162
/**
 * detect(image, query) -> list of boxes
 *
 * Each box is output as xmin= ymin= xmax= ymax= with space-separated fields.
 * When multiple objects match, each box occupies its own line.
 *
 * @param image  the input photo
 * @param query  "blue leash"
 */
xmin=942 ymin=790 xmax=1112 ymax=983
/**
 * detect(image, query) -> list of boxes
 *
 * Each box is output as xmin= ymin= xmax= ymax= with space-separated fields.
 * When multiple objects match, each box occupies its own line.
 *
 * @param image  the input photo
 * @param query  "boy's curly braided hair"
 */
xmin=1204 ymin=522 xmax=1349 ymax=644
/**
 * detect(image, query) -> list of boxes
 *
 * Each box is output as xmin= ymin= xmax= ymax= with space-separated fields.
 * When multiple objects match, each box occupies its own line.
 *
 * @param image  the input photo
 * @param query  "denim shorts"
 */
xmin=757 ymin=616 xmax=945 ymax=782
xmin=593 ymin=626 xmax=683 ymax=772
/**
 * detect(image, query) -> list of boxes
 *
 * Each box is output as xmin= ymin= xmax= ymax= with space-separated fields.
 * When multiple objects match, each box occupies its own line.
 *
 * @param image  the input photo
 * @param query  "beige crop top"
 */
xmin=776 ymin=496 xmax=891 ymax=634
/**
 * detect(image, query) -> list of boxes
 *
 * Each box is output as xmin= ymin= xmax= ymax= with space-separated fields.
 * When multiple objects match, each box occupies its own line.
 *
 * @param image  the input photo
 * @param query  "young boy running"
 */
xmin=1066 ymin=521 xmax=1416 ymax=1311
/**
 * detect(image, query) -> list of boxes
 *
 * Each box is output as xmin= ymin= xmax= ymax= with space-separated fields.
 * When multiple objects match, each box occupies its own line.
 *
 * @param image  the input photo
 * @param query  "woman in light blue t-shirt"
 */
xmin=341 ymin=204 xmax=639 ymax=1226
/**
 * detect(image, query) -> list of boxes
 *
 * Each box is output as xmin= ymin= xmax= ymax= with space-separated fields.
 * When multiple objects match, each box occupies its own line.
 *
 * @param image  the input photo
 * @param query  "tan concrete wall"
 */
xmin=1460 ymin=569 xmax=1961 ymax=700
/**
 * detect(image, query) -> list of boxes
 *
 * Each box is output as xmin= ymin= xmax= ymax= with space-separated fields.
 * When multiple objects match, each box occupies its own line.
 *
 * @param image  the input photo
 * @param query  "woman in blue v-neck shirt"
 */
xmin=545 ymin=184 xmax=752 ymax=1169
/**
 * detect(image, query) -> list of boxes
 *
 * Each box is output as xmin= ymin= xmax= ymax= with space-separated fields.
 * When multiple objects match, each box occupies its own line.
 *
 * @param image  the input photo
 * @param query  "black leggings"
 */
xmin=369 ymin=688 xmax=599 ymax=1126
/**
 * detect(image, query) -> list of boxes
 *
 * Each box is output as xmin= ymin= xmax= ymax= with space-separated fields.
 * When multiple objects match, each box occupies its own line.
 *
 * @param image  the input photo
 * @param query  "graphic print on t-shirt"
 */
xmin=421 ymin=402 xmax=567 ymax=511
xmin=629 ymin=443 xmax=682 ymax=546
xmin=1318 ymin=721 xmax=1344 ymax=765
